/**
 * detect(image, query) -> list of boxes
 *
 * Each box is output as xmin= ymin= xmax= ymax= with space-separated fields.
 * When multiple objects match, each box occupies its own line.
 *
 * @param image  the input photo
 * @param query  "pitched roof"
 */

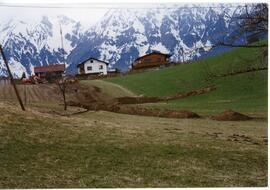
xmin=0 ymin=76 xmax=10 ymax=79
xmin=135 ymin=51 xmax=172 ymax=61
xmin=34 ymin=64 xmax=65 ymax=73
xmin=77 ymin=57 xmax=109 ymax=67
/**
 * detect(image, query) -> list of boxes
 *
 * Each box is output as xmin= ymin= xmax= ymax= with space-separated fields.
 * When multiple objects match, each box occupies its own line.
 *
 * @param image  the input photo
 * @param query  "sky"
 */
xmin=0 ymin=4 xmax=109 ymax=27
xmin=0 ymin=1 xmax=193 ymax=28
xmin=0 ymin=0 xmax=262 ymax=28
xmin=0 ymin=1 xmax=187 ymax=28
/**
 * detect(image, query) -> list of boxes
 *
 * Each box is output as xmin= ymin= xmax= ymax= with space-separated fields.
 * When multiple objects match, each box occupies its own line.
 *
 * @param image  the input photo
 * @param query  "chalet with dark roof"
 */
xmin=132 ymin=51 xmax=171 ymax=70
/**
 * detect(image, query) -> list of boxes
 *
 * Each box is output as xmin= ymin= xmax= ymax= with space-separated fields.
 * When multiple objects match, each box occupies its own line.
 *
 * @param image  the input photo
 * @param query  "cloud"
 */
xmin=0 ymin=5 xmax=108 ymax=27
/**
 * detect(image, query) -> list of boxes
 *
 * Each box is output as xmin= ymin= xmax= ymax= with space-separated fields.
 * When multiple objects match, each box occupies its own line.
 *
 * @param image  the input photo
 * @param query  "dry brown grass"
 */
xmin=0 ymin=102 xmax=267 ymax=188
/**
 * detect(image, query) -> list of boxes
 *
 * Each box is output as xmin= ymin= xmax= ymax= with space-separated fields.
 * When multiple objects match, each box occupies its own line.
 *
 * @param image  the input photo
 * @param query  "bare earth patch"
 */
xmin=211 ymin=110 xmax=252 ymax=121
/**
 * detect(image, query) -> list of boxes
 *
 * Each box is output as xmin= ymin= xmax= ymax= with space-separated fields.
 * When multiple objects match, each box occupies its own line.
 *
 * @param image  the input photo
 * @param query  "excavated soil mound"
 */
xmin=211 ymin=110 xmax=252 ymax=121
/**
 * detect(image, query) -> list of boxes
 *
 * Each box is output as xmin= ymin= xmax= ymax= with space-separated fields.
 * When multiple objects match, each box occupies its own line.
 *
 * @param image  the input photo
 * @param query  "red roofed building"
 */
xmin=34 ymin=64 xmax=65 ymax=79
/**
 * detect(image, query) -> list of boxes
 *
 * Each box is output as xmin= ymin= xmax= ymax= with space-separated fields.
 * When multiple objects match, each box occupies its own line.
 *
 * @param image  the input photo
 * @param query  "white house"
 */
xmin=77 ymin=57 xmax=108 ymax=75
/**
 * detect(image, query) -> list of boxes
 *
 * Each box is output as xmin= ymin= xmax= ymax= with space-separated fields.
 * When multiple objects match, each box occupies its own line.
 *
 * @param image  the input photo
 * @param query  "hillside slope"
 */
xmin=0 ymin=102 xmax=267 ymax=187
xmin=105 ymin=46 xmax=267 ymax=115
xmin=80 ymin=80 xmax=136 ymax=98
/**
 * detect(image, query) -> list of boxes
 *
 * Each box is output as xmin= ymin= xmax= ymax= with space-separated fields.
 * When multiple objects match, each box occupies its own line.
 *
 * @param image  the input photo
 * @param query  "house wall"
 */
xmin=80 ymin=59 xmax=108 ymax=75
xmin=133 ymin=54 xmax=168 ymax=70
xmin=35 ymin=71 xmax=64 ymax=80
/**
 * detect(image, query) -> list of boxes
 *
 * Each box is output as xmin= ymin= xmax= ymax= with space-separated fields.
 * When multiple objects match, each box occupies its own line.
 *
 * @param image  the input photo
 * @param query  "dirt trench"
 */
xmin=69 ymin=84 xmax=256 ymax=120
xmin=1 ymin=82 xmax=251 ymax=120
xmin=115 ymin=85 xmax=216 ymax=104
xmin=68 ymin=101 xmax=200 ymax=119
xmin=67 ymin=83 xmax=217 ymax=119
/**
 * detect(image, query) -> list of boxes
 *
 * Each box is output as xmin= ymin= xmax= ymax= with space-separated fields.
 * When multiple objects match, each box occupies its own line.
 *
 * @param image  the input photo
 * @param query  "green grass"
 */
xmin=80 ymin=79 xmax=136 ymax=98
xmin=0 ymin=103 xmax=267 ymax=187
xmin=105 ymin=46 xmax=267 ymax=115
xmin=0 ymin=44 xmax=267 ymax=188
xmin=143 ymin=70 xmax=267 ymax=116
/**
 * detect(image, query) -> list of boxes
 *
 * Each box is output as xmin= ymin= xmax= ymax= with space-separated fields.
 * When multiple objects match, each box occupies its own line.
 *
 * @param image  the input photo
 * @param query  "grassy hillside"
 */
xmin=0 ymin=45 xmax=267 ymax=188
xmin=80 ymin=80 xmax=136 ymax=98
xmin=105 ymin=46 xmax=267 ymax=115
xmin=0 ymin=102 xmax=267 ymax=187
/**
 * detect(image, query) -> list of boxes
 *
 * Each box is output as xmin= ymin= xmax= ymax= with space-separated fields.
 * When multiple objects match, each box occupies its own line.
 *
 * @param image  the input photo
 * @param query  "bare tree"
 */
xmin=56 ymin=76 xmax=79 ymax=111
xmin=216 ymin=3 xmax=268 ymax=48
xmin=198 ymin=3 xmax=268 ymax=81
xmin=57 ymin=77 xmax=68 ymax=110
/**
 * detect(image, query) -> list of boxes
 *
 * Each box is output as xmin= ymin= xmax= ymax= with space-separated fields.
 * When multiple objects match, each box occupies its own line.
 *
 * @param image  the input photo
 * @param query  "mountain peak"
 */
xmin=0 ymin=4 xmax=256 ymax=76
xmin=57 ymin=15 xmax=76 ymax=25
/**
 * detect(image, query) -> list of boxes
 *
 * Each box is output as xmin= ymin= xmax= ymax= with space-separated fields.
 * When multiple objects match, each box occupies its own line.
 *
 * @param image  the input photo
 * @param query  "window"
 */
xmin=157 ymin=58 xmax=161 ymax=62
xmin=90 ymin=60 xmax=93 ymax=63
xmin=144 ymin=58 xmax=151 ymax=62
xmin=99 ymin=65 xmax=103 ymax=70
xmin=87 ymin=66 xmax=92 ymax=71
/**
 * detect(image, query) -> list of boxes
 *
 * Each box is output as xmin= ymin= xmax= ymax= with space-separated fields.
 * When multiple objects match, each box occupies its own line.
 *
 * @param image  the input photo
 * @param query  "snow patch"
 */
xmin=151 ymin=43 xmax=169 ymax=54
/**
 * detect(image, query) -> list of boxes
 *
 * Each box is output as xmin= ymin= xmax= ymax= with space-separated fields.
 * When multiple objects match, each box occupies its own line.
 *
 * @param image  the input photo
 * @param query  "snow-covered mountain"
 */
xmin=67 ymin=4 xmax=244 ymax=72
xmin=0 ymin=15 xmax=85 ymax=77
xmin=0 ymin=4 xmax=250 ymax=77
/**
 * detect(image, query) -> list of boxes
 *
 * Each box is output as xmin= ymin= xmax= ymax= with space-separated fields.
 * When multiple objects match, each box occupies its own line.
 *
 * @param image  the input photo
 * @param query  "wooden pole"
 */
xmin=0 ymin=44 xmax=25 ymax=111
xmin=24 ymin=85 xmax=27 ymax=105
xmin=59 ymin=22 xmax=67 ymax=75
